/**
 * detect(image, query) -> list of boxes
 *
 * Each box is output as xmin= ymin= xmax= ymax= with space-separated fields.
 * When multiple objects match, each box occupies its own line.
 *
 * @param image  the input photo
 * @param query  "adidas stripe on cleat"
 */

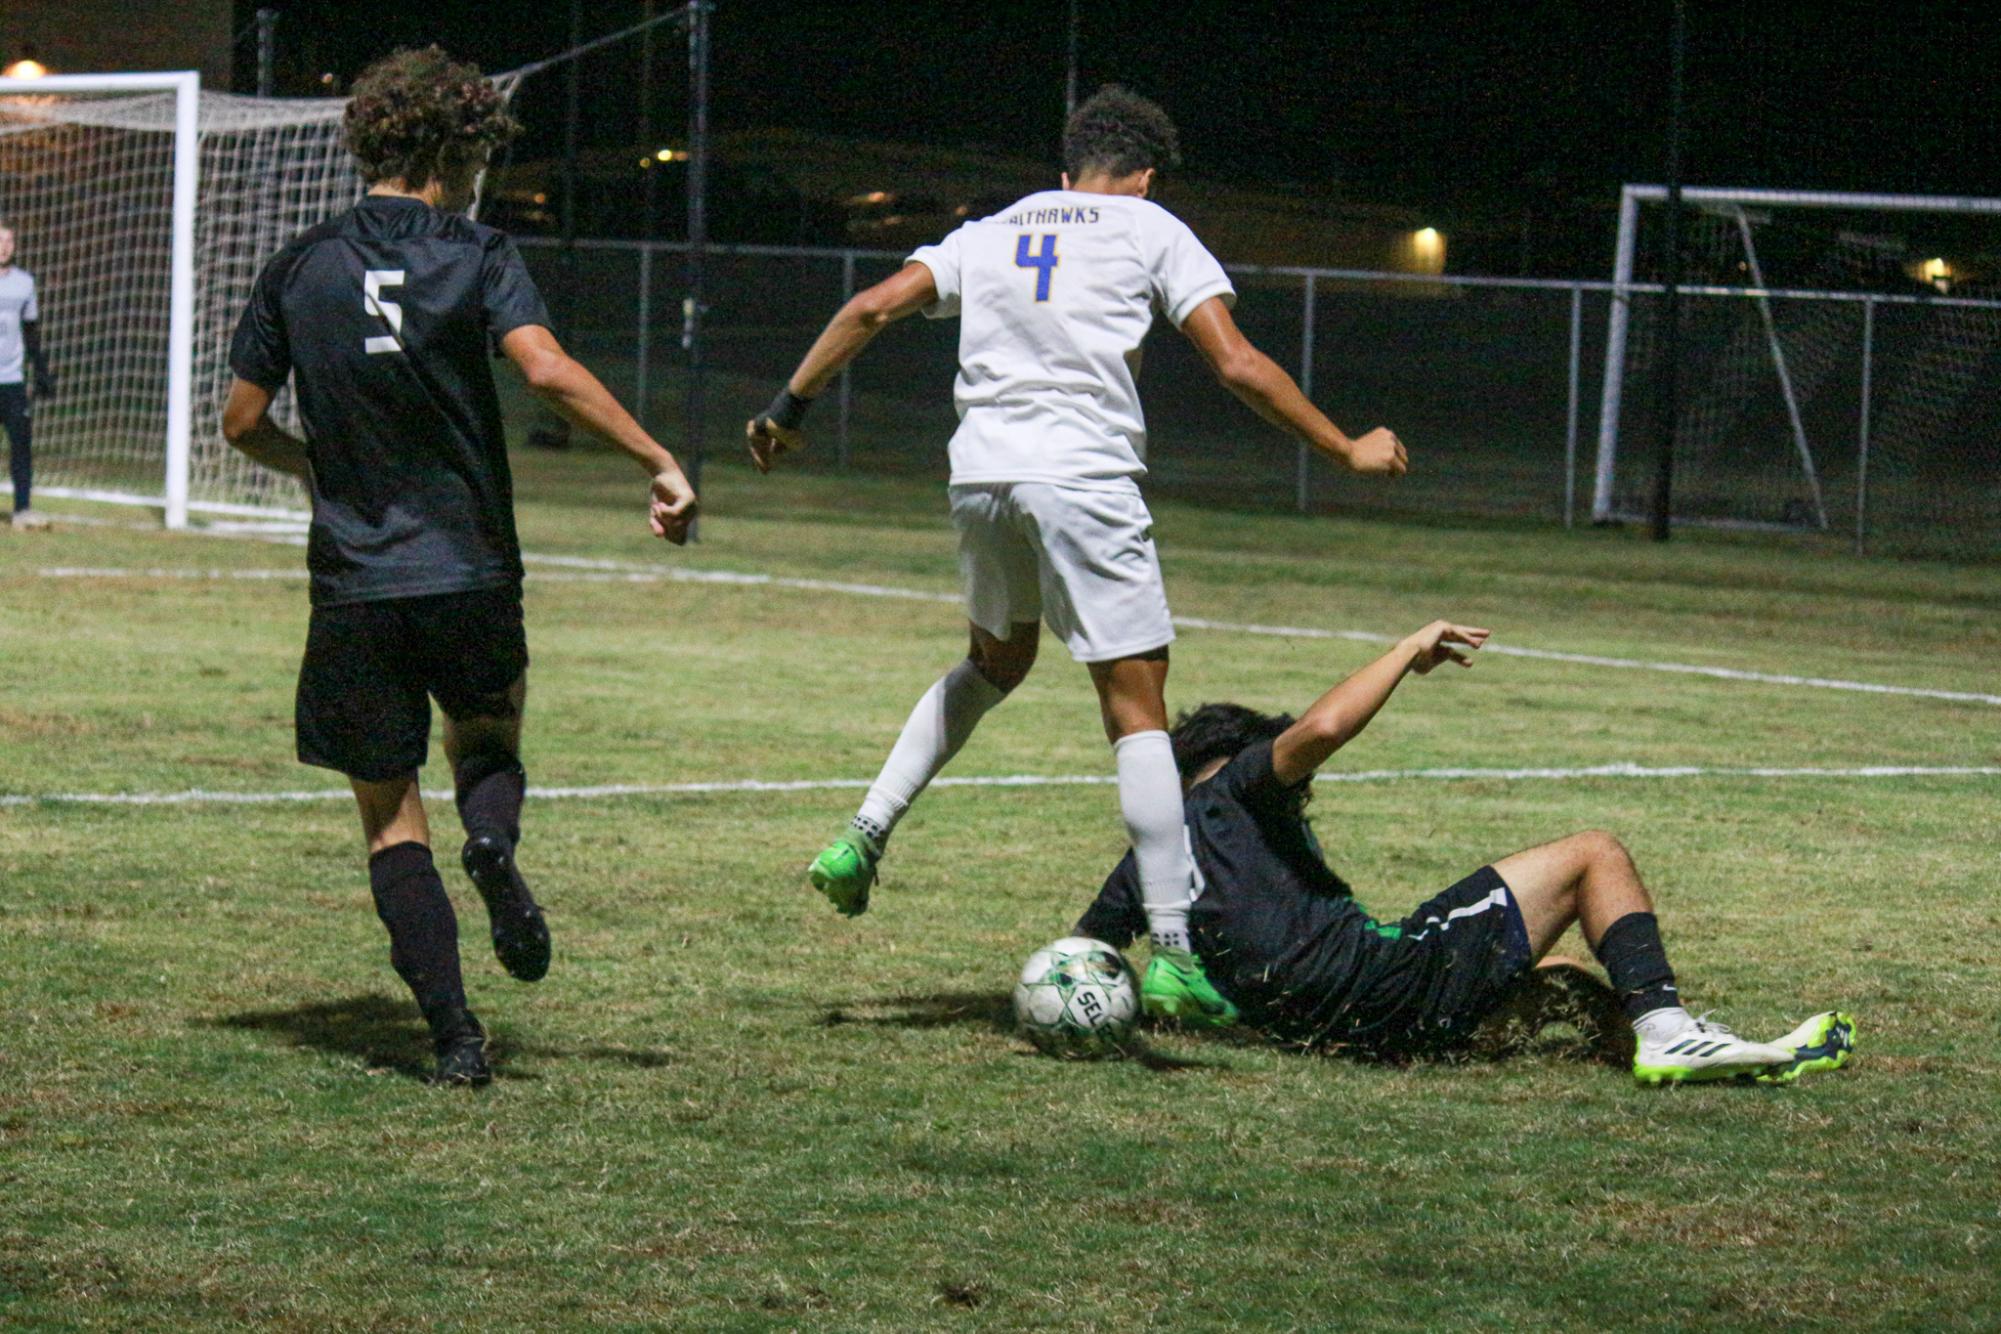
xmin=1754 ymin=1011 xmax=1856 ymax=1085
xmin=1632 ymin=1013 xmax=1794 ymax=1085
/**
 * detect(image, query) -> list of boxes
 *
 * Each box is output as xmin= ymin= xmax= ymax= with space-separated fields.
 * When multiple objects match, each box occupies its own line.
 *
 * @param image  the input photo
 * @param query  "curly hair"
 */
xmin=342 ymin=46 xmax=519 ymax=188
xmin=1062 ymin=85 xmax=1183 ymax=181
xmin=1169 ymin=703 xmax=1295 ymax=783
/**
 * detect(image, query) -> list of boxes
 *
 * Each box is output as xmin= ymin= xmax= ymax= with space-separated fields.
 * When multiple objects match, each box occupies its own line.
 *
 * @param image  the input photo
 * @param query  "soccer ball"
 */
xmin=1012 ymin=936 xmax=1139 ymax=1058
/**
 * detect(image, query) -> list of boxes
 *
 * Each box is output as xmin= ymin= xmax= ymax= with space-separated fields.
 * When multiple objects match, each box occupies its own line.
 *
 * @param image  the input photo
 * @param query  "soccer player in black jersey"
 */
xmin=222 ymin=48 xmax=697 ymax=1086
xmin=1076 ymin=621 xmax=1855 ymax=1085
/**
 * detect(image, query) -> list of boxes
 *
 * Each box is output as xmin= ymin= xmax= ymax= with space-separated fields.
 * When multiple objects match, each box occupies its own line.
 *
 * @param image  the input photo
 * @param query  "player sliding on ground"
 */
xmin=747 ymin=87 xmax=1406 ymax=1026
xmin=221 ymin=48 xmax=697 ymax=1086
xmin=1072 ymin=620 xmax=1856 ymax=1083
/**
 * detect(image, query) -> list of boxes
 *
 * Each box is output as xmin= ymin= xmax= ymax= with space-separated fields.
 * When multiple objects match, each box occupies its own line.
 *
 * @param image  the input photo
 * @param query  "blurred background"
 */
xmin=3 ymin=0 xmax=1997 ymax=557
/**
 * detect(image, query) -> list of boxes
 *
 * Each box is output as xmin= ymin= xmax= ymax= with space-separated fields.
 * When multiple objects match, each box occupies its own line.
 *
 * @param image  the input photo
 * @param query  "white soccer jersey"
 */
xmin=0 ymin=267 xmax=37 ymax=385
xmin=907 ymin=190 xmax=1234 ymax=489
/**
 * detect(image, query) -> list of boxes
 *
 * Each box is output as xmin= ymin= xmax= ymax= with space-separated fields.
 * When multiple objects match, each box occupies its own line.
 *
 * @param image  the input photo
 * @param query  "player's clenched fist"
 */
xmin=745 ymin=414 xmax=805 ymax=474
xmin=1345 ymin=426 xmax=1407 ymax=476
xmin=649 ymin=466 xmax=698 ymax=544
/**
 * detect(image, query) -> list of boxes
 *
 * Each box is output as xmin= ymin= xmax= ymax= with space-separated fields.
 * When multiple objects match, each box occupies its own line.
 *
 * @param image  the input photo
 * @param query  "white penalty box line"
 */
xmin=3 ymin=763 xmax=1996 ymax=810
xmin=31 ymin=555 xmax=2001 ymax=709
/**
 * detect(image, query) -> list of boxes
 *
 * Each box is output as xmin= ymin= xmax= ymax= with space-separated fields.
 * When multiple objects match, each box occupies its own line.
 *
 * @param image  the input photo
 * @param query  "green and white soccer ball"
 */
xmin=1012 ymin=936 xmax=1139 ymax=1058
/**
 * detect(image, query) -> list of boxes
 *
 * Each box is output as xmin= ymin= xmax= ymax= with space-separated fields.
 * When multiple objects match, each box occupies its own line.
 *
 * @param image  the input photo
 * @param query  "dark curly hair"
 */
xmin=1062 ymin=85 xmax=1183 ymax=181
xmin=1170 ymin=703 xmax=1295 ymax=784
xmin=343 ymin=46 xmax=519 ymax=188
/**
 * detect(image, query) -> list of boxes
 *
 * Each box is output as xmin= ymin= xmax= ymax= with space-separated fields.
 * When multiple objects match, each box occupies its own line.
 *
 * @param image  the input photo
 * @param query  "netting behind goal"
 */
xmin=0 ymin=76 xmax=517 ymax=522
xmin=1596 ymin=188 xmax=2001 ymax=558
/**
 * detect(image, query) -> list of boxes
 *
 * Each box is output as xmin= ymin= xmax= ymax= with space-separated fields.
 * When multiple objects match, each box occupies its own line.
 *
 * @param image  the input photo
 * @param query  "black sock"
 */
xmin=1592 ymin=911 xmax=1682 ymax=1023
xmin=368 ymin=842 xmax=469 ymax=1034
xmin=7 ymin=415 xmax=30 ymax=511
xmin=454 ymin=751 xmax=526 ymax=849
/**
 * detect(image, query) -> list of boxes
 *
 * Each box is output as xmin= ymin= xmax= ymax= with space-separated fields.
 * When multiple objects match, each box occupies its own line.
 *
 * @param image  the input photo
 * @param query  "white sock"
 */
xmin=1113 ymin=729 xmax=1196 ymax=954
xmin=853 ymin=659 xmax=1006 ymax=846
xmin=1634 ymin=1005 xmax=1695 ymax=1039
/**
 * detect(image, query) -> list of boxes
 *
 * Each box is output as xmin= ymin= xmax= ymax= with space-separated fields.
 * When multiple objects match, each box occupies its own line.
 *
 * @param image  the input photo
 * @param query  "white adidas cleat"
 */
xmin=1632 ymin=1011 xmax=1794 ymax=1086
xmin=10 ymin=508 xmax=50 ymax=530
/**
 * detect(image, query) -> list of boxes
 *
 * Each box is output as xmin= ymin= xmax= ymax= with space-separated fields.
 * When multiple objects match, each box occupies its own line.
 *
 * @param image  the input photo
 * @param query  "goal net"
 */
xmin=0 ymin=71 xmax=517 ymax=527
xmin=1593 ymin=186 xmax=2001 ymax=554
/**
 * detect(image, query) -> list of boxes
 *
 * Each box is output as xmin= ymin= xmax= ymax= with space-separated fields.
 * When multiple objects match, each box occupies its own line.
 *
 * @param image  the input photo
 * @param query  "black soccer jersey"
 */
xmin=230 ymin=195 xmax=551 ymax=607
xmin=1076 ymin=738 xmax=1395 ymax=1038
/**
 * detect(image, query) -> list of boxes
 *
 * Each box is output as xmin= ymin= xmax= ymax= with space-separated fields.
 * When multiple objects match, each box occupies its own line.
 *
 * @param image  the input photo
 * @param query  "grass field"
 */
xmin=3 ymin=443 xmax=1998 ymax=1330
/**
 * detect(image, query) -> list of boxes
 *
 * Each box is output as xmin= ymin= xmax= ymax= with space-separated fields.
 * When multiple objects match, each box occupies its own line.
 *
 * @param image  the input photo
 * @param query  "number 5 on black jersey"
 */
xmin=364 ymin=269 xmax=405 ymax=354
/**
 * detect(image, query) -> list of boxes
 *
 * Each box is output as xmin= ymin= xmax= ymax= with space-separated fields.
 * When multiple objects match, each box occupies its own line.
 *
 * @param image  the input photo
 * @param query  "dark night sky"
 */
xmin=239 ymin=1 xmax=2001 ymax=265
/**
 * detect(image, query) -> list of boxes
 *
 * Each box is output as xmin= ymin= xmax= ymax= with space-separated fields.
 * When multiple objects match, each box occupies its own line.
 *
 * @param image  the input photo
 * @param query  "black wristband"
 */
xmin=761 ymin=386 xmax=815 ymax=431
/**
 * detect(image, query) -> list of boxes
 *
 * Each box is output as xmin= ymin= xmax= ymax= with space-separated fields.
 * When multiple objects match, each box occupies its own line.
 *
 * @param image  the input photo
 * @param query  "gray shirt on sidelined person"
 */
xmin=0 ymin=266 xmax=38 ymax=384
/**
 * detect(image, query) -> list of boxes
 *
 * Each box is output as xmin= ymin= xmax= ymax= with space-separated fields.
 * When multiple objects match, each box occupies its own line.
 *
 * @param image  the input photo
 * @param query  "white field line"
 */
xmin=27 ymin=558 xmax=2001 ymax=708
xmin=1177 ymin=615 xmax=2001 ymax=706
xmin=3 ymin=764 xmax=1994 ymax=810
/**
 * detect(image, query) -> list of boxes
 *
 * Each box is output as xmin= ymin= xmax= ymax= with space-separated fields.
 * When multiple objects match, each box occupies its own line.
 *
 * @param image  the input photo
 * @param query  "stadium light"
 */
xmin=1408 ymin=226 xmax=1446 ymax=274
xmin=2 ymin=58 xmax=50 ymax=79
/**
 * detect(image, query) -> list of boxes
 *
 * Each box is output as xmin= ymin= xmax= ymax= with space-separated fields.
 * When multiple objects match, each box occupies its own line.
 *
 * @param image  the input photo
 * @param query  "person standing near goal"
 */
xmin=746 ymin=86 xmax=1406 ymax=1024
xmin=222 ymin=48 xmax=697 ymax=1086
xmin=0 ymin=221 xmax=57 ymax=530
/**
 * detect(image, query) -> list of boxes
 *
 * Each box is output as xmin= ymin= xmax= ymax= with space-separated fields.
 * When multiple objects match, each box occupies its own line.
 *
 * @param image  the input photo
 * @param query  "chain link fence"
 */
xmin=516 ymin=237 xmax=1999 ymax=562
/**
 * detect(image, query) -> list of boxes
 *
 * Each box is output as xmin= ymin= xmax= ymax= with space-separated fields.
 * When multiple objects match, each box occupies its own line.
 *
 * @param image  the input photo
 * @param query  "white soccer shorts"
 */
xmin=948 ymin=481 xmax=1175 ymax=663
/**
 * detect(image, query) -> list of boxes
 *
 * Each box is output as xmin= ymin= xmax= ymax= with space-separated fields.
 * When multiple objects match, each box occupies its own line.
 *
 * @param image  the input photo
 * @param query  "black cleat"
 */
xmin=462 ymin=834 xmax=551 ymax=982
xmin=428 ymin=1012 xmax=492 ymax=1087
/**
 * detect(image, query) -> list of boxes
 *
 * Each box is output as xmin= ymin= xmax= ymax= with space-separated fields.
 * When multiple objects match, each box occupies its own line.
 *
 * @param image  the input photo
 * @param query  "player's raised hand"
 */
xmin=745 ymin=415 xmax=806 ymax=475
xmin=649 ymin=466 xmax=698 ymax=545
xmin=1346 ymin=427 xmax=1407 ymax=476
xmin=1403 ymin=620 xmax=1490 ymax=674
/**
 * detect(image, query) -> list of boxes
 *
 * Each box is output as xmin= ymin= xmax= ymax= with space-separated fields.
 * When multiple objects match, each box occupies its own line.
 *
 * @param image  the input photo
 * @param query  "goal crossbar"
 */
xmin=1620 ymin=185 xmax=2001 ymax=215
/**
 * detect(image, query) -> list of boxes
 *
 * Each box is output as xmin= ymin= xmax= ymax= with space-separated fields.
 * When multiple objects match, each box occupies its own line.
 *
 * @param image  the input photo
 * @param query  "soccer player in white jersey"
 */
xmin=747 ymin=87 xmax=1406 ymax=1024
xmin=0 ymin=222 xmax=57 ymax=530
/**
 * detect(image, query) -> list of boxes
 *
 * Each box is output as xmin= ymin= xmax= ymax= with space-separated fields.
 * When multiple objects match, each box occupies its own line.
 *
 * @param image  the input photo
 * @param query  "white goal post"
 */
xmin=0 ymin=72 xmax=202 ymax=526
xmin=1593 ymin=184 xmax=2001 ymax=529
xmin=0 ymin=70 xmax=517 ymax=529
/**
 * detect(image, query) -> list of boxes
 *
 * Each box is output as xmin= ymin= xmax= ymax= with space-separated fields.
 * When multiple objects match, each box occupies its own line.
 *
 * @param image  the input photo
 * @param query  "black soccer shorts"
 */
xmin=295 ymin=585 xmax=528 ymax=781
xmin=1334 ymin=865 xmax=1536 ymax=1057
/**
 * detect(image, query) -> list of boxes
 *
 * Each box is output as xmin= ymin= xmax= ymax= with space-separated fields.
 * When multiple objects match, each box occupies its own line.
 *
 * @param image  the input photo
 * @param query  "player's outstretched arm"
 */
xmin=221 ymin=378 xmax=311 ymax=480
xmin=501 ymin=325 xmax=696 ymax=545
xmin=1179 ymin=296 xmax=1407 ymax=476
xmin=1269 ymin=620 xmax=1490 ymax=785
xmin=745 ymin=261 xmax=939 ymax=474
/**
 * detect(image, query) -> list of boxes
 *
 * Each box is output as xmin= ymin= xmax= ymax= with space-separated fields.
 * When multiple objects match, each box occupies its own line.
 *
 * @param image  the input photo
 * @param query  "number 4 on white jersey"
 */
xmin=363 ymin=269 xmax=406 ymax=354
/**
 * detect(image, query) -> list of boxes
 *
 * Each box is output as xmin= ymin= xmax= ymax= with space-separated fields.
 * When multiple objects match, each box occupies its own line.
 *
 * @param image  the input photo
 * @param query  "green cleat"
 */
xmin=1754 ymin=1011 xmax=1856 ymax=1085
xmin=807 ymin=829 xmax=880 ymax=917
xmin=1141 ymin=947 xmax=1239 ymax=1027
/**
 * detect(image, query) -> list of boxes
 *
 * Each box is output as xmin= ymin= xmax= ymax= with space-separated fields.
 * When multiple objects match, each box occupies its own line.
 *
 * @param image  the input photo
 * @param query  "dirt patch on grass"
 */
xmin=0 ymin=707 xmax=91 ymax=738
xmin=1603 ymin=1196 xmax=1854 ymax=1252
